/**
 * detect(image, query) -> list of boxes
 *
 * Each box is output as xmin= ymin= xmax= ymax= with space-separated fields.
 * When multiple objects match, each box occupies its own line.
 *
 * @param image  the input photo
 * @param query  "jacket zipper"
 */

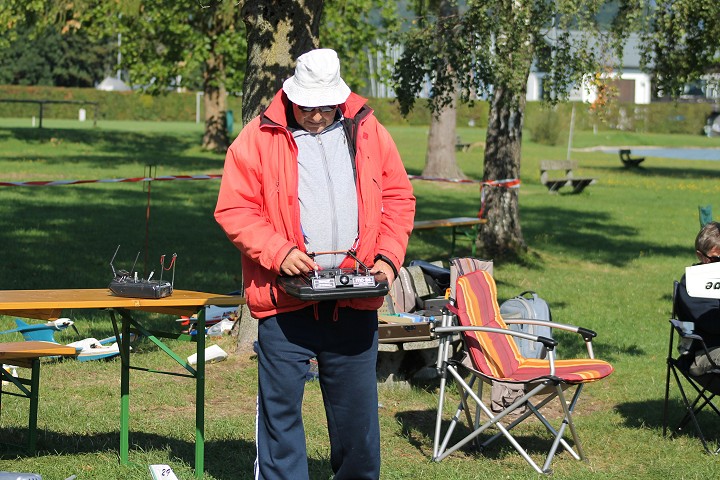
xmin=317 ymin=135 xmax=340 ymax=266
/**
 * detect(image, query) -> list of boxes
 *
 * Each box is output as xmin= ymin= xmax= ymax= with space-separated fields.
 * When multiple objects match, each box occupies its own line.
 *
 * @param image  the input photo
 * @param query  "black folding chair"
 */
xmin=663 ymin=281 xmax=720 ymax=454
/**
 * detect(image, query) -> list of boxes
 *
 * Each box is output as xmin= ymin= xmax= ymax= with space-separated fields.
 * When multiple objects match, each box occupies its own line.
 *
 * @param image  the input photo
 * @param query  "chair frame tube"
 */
xmin=433 ymin=320 xmax=589 ymax=473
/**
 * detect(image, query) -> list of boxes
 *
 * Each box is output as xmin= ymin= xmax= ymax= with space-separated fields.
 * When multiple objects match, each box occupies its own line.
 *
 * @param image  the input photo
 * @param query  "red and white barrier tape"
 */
xmin=0 ymin=174 xmax=519 ymax=224
xmin=2 ymin=173 xmax=483 ymax=188
xmin=0 ymin=174 xmax=223 ymax=187
xmin=0 ymin=170 xmax=518 ymax=223
xmin=479 ymin=178 xmax=521 ymax=217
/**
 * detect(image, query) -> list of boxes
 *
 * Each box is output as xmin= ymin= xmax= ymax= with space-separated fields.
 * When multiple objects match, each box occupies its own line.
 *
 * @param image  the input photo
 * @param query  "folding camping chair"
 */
xmin=663 ymin=281 xmax=720 ymax=454
xmin=432 ymin=270 xmax=614 ymax=474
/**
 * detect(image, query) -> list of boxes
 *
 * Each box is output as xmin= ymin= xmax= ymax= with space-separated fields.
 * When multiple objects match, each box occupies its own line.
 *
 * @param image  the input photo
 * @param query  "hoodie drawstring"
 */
xmin=312 ymin=302 xmax=340 ymax=321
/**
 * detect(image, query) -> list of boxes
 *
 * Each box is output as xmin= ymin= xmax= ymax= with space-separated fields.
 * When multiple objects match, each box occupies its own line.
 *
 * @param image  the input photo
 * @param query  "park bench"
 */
xmin=539 ymin=160 xmax=597 ymax=194
xmin=413 ymin=216 xmax=487 ymax=256
xmin=0 ymin=341 xmax=78 ymax=453
xmin=619 ymin=149 xmax=645 ymax=167
xmin=455 ymin=136 xmax=472 ymax=152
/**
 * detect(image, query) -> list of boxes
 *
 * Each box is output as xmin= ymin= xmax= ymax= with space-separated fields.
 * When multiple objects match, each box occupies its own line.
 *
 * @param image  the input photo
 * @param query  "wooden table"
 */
xmin=0 ymin=288 xmax=244 ymax=478
xmin=413 ymin=216 xmax=487 ymax=256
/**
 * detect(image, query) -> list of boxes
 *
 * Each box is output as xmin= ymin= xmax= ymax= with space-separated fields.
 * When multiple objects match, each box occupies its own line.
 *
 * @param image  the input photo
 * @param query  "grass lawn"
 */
xmin=1 ymin=116 xmax=720 ymax=479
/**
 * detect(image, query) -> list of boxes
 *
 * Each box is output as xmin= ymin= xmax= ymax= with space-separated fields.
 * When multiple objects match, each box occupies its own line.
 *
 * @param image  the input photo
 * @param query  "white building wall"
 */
xmin=525 ymin=72 xmax=651 ymax=104
xmin=525 ymin=73 xmax=540 ymax=101
xmin=579 ymin=72 xmax=651 ymax=105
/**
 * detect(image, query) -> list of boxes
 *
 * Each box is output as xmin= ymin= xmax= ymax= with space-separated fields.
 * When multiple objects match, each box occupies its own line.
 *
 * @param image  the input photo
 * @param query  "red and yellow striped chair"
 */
xmin=432 ymin=270 xmax=614 ymax=474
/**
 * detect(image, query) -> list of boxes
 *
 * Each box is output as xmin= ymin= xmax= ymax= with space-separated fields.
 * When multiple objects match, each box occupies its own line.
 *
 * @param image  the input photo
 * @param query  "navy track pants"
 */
xmin=254 ymin=302 xmax=380 ymax=480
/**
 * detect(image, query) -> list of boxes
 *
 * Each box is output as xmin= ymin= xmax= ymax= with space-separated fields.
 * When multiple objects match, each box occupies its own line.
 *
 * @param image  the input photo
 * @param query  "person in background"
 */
xmin=676 ymin=221 xmax=720 ymax=376
xmin=214 ymin=48 xmax=415 ymax=480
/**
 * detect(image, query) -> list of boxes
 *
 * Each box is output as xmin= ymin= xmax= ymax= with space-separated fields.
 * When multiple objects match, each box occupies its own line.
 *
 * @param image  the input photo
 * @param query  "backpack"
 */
xmin=388 ymin=266 xmax=418 ymax=313
xmin=389 ymin=262 xmax=447 ymax=314
xmin=408 ymin=259 xmax=450 ymax=294
xmin=499 ymin=291 xmax=553 ymax=359
xmin=449 ymin=257 xmax=494 ymax=300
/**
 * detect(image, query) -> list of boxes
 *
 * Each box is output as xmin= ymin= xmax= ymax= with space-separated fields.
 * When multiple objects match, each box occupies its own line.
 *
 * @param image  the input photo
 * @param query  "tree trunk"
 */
xmin=234 ymin=0 xmax=323 ymax=353
xmin=231 ymin=302 xmax=258 ymax=356
xmin=241 ymin=0 xmax=323 ymax=124
xmin=202 ymin=80 xmax=228 ymax=152
xmin=423 ymin=94 xmax=465 ymax=179
xmin=423 ymin=0 xmax=464 ymax=180
xmin=201 ymin=21 xmax=229 ymax=152
xmin=477 ymin=84 xmax=527 ymax=259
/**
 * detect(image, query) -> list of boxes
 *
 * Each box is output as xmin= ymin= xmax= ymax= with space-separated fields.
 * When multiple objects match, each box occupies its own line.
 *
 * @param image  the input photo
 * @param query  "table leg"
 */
xmin=195 ymin=306 xmax=206 ymax=479
xmin=119 ymin=312 xmax=131 ymax=465
xmin=452 ymin=224 xmax=480 ymax=257
xmin=28 ymin=358 xmax=40 ymax=454
xmin=471 ymin=224 xmax=479 ymax=257
xmin=450 ymin=227 xmax=458 ymax=257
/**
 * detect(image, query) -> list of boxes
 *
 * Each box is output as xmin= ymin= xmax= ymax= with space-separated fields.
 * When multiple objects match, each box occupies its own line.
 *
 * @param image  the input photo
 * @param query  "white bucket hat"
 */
xmin=283 ymin=49 xmax=351 ymax=107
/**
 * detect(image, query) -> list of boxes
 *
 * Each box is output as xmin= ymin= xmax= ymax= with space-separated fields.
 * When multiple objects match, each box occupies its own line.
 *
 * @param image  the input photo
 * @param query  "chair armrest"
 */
xmin=434 ymin=325 xmax=560 ymax=374
xmin=502 ymin=319 xmax=598 ymax=341
xmin=669 ymin=319 xmax=720 ymax=369
xmin=434 ymin=325 xmax=559 ymax=349
xmin=502 ymin=319 xmax=599 ymax=358
xmin=670 ymin=319 xmax=695 ymax=336
xmin=669 ymin=319 xmax=704 ymax=341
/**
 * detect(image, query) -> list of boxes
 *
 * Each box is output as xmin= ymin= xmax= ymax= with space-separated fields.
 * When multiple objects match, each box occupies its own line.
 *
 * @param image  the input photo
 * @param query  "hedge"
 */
xmin=0 ymin=85 xmax=714 ymax=135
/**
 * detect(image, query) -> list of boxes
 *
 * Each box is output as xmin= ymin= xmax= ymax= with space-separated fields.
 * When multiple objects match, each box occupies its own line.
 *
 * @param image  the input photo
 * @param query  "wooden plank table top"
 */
xmin=0 ymin=288 xmax=245 ymax=320
xmin=413 ymin=216 xmax=486 ymax=230
xmin=0 ymin=341 xmax=77 ymax=367
xmin=0 ymin=341 xmax=77 ymax=357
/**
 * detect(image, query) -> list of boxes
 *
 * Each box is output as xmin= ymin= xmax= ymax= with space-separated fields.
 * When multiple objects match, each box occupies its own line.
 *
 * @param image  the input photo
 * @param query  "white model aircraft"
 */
xmin=0 ymin=318 xmax=134 ymax=362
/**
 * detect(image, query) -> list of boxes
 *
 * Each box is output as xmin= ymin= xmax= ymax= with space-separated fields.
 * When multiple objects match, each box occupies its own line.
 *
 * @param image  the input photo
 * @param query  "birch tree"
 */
xmin=394 ymin=0 xmax=638 ymax=258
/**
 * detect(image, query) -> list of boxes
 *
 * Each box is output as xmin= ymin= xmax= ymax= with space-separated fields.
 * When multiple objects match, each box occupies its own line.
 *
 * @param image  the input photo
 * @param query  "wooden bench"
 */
xmin=0 ymin=341 xmax=77 ymax=453
xmin=539 ymin=160 xmax=597 ymax=194
xmin=619 ymin=149 xmax=645 ymax=167
xmin=413 ymin=216 xmax=487 ymax=256
xmin=455 ymin=136 xmax=471 ymax=152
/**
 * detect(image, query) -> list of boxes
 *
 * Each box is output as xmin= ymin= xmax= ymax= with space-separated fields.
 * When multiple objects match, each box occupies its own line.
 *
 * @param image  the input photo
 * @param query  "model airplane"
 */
xmin=0 ymin=318 xmax=78 ymax=339
xmin=176 ymin=305 xmax=239 ymax=336
xmin=0 ymin=318 xmax=135 ymax=362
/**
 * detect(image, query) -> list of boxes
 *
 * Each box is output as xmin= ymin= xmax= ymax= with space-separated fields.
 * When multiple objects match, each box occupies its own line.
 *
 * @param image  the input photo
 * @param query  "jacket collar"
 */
xmin=261 ymin=89 xmax=369 ymax=128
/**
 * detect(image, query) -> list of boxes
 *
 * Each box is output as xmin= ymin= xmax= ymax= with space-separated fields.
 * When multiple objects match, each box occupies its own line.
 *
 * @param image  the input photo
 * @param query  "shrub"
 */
xmin=527 ymin=107 xmax=563 ymax=145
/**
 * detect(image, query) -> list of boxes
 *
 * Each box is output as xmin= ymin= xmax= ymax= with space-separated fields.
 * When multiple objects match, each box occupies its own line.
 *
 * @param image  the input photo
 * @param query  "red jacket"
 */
xmin=215 ymin=90 xmax=415 ymax=319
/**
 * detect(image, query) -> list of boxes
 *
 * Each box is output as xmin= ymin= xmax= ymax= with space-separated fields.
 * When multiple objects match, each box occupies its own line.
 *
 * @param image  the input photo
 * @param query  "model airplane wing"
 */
xmin=0 ymin=319 xmax=61 ymax=343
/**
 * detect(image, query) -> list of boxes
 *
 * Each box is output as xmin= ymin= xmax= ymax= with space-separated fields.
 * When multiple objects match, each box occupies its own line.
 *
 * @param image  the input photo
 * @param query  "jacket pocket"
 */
xmin=269 ymin=281 xmax=278 ymax=307
xmin=364 ymin=176 xmax=382 ymax=228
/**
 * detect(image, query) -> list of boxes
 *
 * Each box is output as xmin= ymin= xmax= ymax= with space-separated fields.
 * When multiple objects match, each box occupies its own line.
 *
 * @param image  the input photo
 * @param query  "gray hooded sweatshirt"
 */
xmin=292 ymin=118 xmax=358 ymax=270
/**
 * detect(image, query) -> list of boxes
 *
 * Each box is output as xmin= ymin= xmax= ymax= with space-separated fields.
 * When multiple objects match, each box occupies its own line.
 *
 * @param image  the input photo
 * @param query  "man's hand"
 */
xmin=370 ymin=259 xmax=395 ymax=286
xmin=280 ymin=248 xmax=318 ymax=276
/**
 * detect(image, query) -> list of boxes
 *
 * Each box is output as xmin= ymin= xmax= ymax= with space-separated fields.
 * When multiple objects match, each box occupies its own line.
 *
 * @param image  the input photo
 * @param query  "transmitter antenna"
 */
xmin=110 ymin=245 xmax=121 ymax=276
xmin=129 ymin=251 xmax=141 ymax=275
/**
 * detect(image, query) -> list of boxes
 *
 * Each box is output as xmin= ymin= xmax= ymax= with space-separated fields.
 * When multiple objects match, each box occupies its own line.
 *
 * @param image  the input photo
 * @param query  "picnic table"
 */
xmin=0 ymin=99 xmax=99 ymax=128
xmin=413 ymin=216 xmax=487 ymax=256
xmin=0 ymin=288 xmax=243 ymax=478
xmin=619 ymin=149 xmax=645 ymax=167
xmin=540 ymin=160 xmax=597 ymax=194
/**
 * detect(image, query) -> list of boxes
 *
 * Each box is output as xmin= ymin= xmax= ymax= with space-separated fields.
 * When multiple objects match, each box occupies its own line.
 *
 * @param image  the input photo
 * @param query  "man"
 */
xmin=215 ymin=49 xmax=415 ymax=480
xmin=676 ymin=221 xmax=720 ymax=376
